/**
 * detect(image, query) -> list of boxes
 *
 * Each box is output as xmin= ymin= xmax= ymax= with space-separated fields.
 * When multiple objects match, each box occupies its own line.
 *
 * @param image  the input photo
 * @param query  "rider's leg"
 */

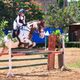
xmin=16 ymin=36 xmax=22 ymax=47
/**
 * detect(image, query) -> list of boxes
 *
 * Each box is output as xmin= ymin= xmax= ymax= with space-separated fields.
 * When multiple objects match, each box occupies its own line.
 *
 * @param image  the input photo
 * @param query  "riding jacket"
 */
xmin=13 ymin=15 xmax=26 ymax=38
xmin=13 ymin=15 xmax=26 ymax=30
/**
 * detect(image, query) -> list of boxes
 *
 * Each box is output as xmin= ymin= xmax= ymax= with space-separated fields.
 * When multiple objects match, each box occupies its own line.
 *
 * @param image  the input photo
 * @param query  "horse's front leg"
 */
xmin=28 ymin=42 xmax=36 ymax=49
xmin=26 ymin=39 xmax=36 ymax=49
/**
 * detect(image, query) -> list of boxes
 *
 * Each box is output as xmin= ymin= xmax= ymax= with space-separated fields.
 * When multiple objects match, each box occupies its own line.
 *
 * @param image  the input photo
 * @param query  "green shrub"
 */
xmin=0 ymin=20 xmax=8 ymax=37
xmin=0 ymin=20 xmax=8 ymax=47
xmin=65 ymin=42 xmax=80 ymax=48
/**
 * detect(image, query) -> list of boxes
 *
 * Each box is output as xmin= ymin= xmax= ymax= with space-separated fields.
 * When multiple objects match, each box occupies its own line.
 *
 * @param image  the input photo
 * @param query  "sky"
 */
xmin=67 ymin=0 xmax=79 ymax=2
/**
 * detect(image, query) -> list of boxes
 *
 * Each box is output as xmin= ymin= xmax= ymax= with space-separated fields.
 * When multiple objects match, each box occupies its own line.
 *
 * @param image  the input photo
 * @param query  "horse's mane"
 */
xmin=27 ymin=20 xmax=39 ymax=29
xmin=27 ymin=20 xmax=39 ymax=24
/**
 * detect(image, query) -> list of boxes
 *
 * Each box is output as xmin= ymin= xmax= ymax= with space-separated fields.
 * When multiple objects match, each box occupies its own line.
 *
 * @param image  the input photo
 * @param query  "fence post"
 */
xmin=48 ymin=52 xmax=55 ymax=70
xmin=48 ymin=35 xmax=56 ymax=70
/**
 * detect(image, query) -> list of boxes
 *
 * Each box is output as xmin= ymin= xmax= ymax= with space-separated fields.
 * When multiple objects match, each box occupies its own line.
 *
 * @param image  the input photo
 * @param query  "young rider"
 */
xmin=13 ymin=9 xmax=36 ymax=48
xmin=13 ymin=9 xmax=26 ymax=38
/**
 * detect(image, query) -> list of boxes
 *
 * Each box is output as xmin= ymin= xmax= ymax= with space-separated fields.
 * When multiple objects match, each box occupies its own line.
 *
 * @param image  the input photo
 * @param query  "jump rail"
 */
xmin=0 ymin=48 xmax=64 ymax=76
xmin=0 ymin=63 xmax=47 ymax=70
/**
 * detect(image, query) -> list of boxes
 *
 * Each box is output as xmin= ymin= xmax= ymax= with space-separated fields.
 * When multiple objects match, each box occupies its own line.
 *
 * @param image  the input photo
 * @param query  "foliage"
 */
xmin=0 ymin=0 xmax=14 ymax=27
xmin=43 ymin=0 xmax=80 ymax=33
xmin=65 ymin=42 xmax=80 ymax=48
xmin=7 ymin=33 xmax=18 ymax=42
xmin=67 ymin=60 xmax=80 ymax=68
xmin=0 ymin=0 xmax=44 ymax=28
xmin=0 ymin=20 xmax=8 ymax=37
xmin=43 ymin=3 xmax=78 ymax=32
xmin=0 ymin=20 xmax=8 ymax=47
xmin=57 ymin=0 xmax=64 ymax=8
xmin=68 ymin=0 xmax=80 ymax=22
xmin=52 ymin=29 xmax=61 ymax=36
xmin=14 ymin=0 xmax=44 ymax=21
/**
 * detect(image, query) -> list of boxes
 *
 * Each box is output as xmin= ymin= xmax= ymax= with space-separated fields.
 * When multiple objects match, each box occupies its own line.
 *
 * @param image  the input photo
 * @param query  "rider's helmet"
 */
xmin=19 ymin=9 xmax=26 ymax=13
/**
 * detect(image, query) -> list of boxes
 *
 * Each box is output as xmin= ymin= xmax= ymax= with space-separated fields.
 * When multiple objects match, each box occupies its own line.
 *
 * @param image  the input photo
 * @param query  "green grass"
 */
xmin=67 ymin=61 xmax=80 ymax=68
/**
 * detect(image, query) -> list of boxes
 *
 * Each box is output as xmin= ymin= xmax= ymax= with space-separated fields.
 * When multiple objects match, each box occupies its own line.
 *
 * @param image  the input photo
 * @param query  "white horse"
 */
xmin=17 ymin=20 xmax=45 ymax=48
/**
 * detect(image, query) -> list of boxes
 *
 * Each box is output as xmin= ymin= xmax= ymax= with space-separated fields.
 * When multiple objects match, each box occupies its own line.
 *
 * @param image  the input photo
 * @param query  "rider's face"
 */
xmin=20 ymin=13 xmax=24 ymax=16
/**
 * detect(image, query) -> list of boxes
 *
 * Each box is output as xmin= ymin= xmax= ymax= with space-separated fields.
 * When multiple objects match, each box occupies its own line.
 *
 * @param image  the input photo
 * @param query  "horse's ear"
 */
xmin=38 ymin=20 xmax=45 ymax=28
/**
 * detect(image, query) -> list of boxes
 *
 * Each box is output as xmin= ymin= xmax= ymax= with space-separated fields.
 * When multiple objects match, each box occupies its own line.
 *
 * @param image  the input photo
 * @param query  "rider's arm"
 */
xmin=13 ymin=20 xmax=17 ymax=30
xmin=16 ymin=16 xmax=23 ymax=27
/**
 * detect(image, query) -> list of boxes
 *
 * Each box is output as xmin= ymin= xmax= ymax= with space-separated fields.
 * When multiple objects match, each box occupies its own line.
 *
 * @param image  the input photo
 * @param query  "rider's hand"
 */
xmin=23 ymin=24 xmax=27 ymax=26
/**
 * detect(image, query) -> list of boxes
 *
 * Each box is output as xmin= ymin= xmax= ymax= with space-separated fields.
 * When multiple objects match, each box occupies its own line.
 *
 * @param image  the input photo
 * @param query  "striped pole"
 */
xmin=58 ymin=34 xmax=65 ymax=69
xmin=7 ymin=40 xmax=14 ymax=77
xmin=62 ymin=33 xmax=65 ymax=65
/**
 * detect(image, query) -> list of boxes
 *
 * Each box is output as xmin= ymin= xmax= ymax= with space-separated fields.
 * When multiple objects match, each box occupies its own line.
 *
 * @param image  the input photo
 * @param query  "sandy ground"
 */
xmin=0 ymin=48 xmax=80 ymax=80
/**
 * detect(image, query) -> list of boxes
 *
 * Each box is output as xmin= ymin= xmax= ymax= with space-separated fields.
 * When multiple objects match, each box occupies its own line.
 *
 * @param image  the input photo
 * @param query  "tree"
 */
xmin=57 ymin=0 xmax=64 ymax=8
xmin=14 ymin=0 xmax=44 ymax=21
xmin=0 ymin=0 xmax=44 ymax=29
xmin=43 ymin=4 xmax=76 ymax=32
xmin=0 ymin=0 xmax=14 ymax=28
xmin=68 ymin=0 xmax=80 ymax=22
xmin=0 ymin=20 xmax=8 ymax=37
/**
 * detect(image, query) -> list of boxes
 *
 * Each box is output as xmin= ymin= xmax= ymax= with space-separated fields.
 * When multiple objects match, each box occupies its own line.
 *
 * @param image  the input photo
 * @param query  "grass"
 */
xmin=67 ymin=61 xmax=80 ymax=68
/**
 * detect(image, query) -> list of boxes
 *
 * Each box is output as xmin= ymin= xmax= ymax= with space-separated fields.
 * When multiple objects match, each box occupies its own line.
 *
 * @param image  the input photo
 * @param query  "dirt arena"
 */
xmin=0 ymin=48 xmax=80 ymax=80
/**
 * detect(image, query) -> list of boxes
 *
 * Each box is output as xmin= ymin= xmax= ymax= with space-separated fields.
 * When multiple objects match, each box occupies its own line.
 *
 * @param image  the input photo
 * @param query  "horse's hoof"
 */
xmin=32 ymin=42 xmax=36 ymax=47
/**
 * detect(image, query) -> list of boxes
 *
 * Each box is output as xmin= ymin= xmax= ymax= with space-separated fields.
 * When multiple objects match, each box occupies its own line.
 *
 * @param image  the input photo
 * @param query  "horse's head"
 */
xmin=27 ymin=20 xmax=45 ymax=38
xmin=31 ymin=20 xmax=45 ymax=38
xmin=37 ymin=20 xmax=45 ymax=38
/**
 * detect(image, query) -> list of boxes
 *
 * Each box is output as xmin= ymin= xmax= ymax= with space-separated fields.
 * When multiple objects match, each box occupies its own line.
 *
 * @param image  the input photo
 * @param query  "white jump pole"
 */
xmin=62 ymin=33 xmax=65 ymax=51
xmin=61 ymin=33 xmax=66 ymax=70
xmin=7 ymin=39 xmax=14 ymax=77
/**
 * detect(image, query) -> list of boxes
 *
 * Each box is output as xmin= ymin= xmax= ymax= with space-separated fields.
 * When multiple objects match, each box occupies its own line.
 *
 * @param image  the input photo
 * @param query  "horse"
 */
xmin=17 ymin=20 xmax=45 ymax=48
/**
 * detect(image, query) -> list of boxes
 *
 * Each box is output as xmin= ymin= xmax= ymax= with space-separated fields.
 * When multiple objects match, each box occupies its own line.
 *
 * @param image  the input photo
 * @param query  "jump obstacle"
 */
xmin=0 ymin=34 xmax=65 ymax=77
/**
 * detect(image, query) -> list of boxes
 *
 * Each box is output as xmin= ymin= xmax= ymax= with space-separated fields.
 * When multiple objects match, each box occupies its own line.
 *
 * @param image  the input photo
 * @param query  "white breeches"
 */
xmin=13 ymin=21 xmax=17 ymax=30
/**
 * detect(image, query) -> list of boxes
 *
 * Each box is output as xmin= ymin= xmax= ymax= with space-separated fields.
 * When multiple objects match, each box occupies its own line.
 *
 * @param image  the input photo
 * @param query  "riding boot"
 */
xmin=18 ymin=42 xmax=22 ymax=47
xmin=16 ymin=36 xmax=22 ymax=47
